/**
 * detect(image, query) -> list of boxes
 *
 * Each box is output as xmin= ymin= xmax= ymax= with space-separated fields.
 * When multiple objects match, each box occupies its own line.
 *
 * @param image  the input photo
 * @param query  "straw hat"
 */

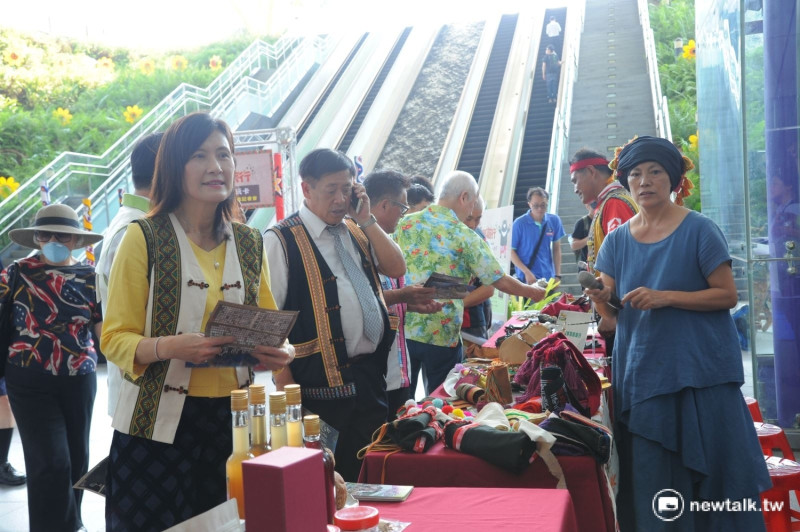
xmin=9 ymin=204 xmax=103 ymax=250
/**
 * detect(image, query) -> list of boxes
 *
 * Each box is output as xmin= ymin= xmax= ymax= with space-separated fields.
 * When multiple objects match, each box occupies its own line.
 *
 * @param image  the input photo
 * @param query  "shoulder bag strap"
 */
xmin=526 ymin=220 xmax=549 ymax=273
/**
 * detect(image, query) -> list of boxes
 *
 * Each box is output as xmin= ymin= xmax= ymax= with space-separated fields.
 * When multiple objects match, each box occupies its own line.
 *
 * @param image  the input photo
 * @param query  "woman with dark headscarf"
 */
xmin=585 ymin=136 xmax=769 ymax=531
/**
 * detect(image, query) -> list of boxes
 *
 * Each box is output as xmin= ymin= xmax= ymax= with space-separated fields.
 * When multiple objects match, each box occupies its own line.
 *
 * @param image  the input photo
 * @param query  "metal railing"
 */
xmin=638 ymin=0 xmax=672 ymax=141
xmin=0 ymin=35 xmax=332 ymax=260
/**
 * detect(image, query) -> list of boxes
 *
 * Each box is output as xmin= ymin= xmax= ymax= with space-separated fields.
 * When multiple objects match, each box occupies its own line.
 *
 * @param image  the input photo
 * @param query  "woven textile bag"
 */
xmin=513 ymin=331 xmax=601 ymax=416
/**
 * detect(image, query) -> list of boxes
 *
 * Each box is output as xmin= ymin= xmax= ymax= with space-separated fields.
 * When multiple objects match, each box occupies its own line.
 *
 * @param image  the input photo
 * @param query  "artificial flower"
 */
xmin=53 ymin=107 xmax=73 ymax=125
xmin=2 ymin=49 xmax=24 ymax=67
xmin=97 ymin=56 xmax=115 ymax=70
xmin=682 ymin=39 xmax=696 ymax=60
xmin=208 ymin=55 xmax=223 ymax=70
xmin=689 ymin=132 xmax=698 ymax=150
xmin=138 ymin=58 xmax=156 ymax=75
xmin=123 ymin=105 xmax=144 ymax=124
xmin=169 ymin=55 xmax=188 ymax=71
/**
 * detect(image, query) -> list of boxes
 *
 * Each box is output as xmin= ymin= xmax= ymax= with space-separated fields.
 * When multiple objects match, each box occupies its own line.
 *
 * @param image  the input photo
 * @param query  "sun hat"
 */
xmin=9 ymin=203 xmax=103 ymax=249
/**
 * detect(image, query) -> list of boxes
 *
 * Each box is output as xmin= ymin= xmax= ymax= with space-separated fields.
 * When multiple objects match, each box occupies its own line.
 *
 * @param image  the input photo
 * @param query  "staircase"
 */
xmin=556 ymin=0 xmax=657 ymax=295
xmin=512 ymin=7 xmax=568 ymax=221
xmin=456 ymin=14 xmax=519 ymax=179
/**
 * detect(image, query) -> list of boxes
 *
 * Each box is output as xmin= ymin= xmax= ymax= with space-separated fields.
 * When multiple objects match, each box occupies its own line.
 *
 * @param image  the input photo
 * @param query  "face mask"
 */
xmin=41 ymin=242 xmax=71 ymax=263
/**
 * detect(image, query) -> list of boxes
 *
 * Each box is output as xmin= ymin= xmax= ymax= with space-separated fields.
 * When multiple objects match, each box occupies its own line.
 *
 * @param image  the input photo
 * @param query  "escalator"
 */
xmin=456 ymin=14 xmax=519 ymax=179
xmin=512 ymin=7 xmax=567 ymax=221
xmin=337 ymin=28 xmax=412 ymax=153
xmin=296 ymin=33 xmax=369 ymax=141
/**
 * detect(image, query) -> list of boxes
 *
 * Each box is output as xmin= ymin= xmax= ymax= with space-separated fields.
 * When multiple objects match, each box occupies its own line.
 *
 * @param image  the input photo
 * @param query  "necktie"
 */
xmin=327 ymin=224 xmax=382 ymax=343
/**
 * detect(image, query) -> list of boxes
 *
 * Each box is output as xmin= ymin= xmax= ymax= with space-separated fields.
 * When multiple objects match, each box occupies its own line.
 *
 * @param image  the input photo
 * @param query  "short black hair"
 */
xmin=409 ymin=175 xmax=435 ymax=194
xmin=546 ymin=44 xmax=555 ymax=51
xmin=130 ymin=132 xmax=163 ymax=191
xmin=408 ymin=184 xmax=435 ymax=206
xmin=527 ymin=187 xmax=549 ymax=202
xmin=363 ymin=169 xmax=410 ymax=203
xmin=569 ymin=147 xmax=613 ymax=177
xmin=299 ymin=148 xmax=355 ymax=182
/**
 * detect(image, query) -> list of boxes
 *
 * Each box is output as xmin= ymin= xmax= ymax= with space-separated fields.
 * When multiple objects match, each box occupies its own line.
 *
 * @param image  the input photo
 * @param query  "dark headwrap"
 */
xmin=609 ymin=135 xmax=695 ymax=205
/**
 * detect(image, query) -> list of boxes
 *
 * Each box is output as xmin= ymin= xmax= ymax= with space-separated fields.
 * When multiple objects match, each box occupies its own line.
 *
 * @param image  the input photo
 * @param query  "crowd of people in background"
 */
xmin=0 ymin=113 xmax=772 ymax=531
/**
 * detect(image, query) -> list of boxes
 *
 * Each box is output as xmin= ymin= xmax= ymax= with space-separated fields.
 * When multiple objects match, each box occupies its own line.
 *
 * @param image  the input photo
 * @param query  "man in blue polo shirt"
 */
xmin=510 ymin=187 xmax=565 ymax=283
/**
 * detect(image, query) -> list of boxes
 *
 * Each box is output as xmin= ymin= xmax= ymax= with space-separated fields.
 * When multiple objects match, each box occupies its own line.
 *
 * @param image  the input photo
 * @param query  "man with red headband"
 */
xmin=569 ymin=148 xmax=638 ymax=356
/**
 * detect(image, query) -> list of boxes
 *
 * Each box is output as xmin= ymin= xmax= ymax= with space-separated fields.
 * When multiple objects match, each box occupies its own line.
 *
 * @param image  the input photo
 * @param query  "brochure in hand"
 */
xmin=345 ymin=482 xmax=414 ymax=502
xmin=423 ymin=272 xmax=476 ymax=299
xmin=187 ymin=301 xmax=299 ymax=367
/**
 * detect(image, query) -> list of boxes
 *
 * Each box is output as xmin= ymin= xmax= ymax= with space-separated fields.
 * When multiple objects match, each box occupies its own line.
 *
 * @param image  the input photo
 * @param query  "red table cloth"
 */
xmin=369 ymin=487 xmax=578 ymax=531
xmin=359 ymin=441 xmax=615 ymax=532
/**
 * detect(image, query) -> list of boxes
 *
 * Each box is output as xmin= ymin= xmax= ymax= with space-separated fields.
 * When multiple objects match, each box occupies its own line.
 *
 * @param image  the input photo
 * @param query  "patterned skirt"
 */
xmin=105 ymin=396 xmax=232 ymax=532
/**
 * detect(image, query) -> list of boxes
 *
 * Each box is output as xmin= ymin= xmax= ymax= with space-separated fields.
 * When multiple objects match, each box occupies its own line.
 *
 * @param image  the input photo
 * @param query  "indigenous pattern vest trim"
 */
xmin=268 ymin=213 xmax=394 ymax=397
xmin=587 ymin=187 xmax=638 ymax=272
xmin=118 ymin=215 xmax=260 ymax=441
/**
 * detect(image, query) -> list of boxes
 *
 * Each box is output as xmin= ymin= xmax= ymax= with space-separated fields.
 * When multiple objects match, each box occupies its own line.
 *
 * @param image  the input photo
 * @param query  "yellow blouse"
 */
xmin=101 ymin=222 xmax=276 ymax=397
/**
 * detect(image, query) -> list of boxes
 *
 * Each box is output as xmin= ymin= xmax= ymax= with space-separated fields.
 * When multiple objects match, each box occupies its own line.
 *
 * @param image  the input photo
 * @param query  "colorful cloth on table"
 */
xmin=511 ymin=211 xmax=565 ymax=281
xmin=443 ymin=420 xmax=536 ymax=474
xmin=0 ymin=256 xmax=100 ymax=376
xmin=396 ymin=205 xmax=504 ymax=347
xmin=381 ymin=274 xmax=410 ymax=391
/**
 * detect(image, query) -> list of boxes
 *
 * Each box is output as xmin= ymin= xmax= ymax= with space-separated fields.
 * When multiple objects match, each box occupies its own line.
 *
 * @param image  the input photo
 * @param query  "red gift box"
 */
xmin=243 ymin=447 xmax=327 ymax=531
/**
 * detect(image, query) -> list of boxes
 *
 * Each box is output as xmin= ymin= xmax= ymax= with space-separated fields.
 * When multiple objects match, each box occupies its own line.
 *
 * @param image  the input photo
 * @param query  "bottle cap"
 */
xmin=249 ymin=384 xmax=266 ymax=404
xmin=334 ymin=506 xmax=379 ymax=530
xmin=269 ymin=391 xmax=286 ymax=412
xmin=284 ymin=384 xmax=301 ymax=405
xmin=231 ymin=389 xmax=248 ymax=411
xmin=303 ymin=414 xmax=320 ymax=436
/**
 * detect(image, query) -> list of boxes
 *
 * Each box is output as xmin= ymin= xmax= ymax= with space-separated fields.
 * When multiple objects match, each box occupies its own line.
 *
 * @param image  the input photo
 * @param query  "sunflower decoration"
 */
xmin=97 ymin=56 xmax=115 ymax=70
xmin=682 ymin=39 xmax=696 ymax=60
xmin=53 ymin=107 xmax=73 ymax=126
xmin=123 ymin=105 xmax=144 ymax=124
xmin=0 ymin=176 xmax=20 ymax=198
xmin=169 ymin=55 xmax=188 ymax=71
xmin=138 ymin=58 xmax=156 ymax=75
xmin=208 ymin=55 xmax=223 ymax=71
xmin=689 ymin=132 xmax=698 ymax=150
xmin=2 ymin=49 xmax=24 ymax=67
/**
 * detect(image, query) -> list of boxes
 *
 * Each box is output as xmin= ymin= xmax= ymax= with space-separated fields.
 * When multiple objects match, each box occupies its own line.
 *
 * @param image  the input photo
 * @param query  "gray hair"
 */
xmin=438 ymin=171 xmax=478 ymax=201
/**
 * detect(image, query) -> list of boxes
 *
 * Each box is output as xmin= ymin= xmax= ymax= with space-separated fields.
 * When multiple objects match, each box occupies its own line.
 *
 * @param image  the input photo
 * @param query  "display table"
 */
xmin=370 ymin=487 xmax=578 ymax=531
xmin=359 ymin=442 xmax=615 ymax=532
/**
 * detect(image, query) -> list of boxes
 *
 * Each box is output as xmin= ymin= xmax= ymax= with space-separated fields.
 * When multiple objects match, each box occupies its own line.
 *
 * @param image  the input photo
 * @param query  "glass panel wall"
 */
xmin=697 ymin=0 xmax=799 ymax=430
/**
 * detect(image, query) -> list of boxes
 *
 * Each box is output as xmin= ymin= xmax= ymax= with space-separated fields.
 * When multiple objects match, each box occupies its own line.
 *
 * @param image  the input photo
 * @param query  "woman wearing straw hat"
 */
xmin=1 ymin=203 xmax=103 ymax=532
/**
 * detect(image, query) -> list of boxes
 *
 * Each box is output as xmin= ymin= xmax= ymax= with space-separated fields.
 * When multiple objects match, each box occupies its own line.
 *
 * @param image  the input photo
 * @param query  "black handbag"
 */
xmin=0 ymin=262 xmax=20 ymax=379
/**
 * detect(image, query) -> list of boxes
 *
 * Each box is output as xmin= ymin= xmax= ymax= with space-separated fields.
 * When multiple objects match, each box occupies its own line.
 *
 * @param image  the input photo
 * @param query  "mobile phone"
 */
xmin=351 ymin=190 xmax=362 ymax=214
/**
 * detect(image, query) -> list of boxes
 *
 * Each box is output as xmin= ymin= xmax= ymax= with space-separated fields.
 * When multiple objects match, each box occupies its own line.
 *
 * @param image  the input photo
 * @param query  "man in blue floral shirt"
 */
xmin=396 ymin=171 xmax=545 ymax=395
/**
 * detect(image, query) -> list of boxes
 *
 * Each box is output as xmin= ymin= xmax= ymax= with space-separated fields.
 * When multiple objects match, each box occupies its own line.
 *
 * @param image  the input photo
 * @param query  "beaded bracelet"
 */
xmin=154 ymin=336 xmax=166 ymax=361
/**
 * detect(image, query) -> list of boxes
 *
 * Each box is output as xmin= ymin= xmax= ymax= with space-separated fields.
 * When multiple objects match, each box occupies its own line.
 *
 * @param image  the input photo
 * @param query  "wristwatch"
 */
xmin=358 ymin=214 xmax=377 ymax=229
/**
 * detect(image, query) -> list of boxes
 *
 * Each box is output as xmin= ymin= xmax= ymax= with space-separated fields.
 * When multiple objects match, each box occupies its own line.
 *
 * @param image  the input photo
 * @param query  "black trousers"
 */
xmin=303 ymin=357 xmax=388 ymax=482
xmin=5 ymin=364 xmax=96 ymax=532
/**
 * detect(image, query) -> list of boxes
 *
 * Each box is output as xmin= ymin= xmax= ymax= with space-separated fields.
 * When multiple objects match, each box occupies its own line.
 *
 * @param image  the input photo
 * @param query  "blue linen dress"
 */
xmin=595 ymin=210 xmax=770 ymax=531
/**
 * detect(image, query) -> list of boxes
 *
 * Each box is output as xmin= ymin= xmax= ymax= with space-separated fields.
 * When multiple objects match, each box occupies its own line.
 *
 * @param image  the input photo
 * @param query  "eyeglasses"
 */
xmin=530 ymin=203 xmax=548 ymax=209
xmin=390 ymin=199 xmax=410 ymax=215
xmin=34 ymin=231 xmax=73 ymax=243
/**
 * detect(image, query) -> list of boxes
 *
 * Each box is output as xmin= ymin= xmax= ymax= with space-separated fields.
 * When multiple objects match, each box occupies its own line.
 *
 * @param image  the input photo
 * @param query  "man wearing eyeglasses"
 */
xmin=363 ymin=170 xmax=442 ymax=419
xmin=510 ymin=187 xmax=565 ymax=284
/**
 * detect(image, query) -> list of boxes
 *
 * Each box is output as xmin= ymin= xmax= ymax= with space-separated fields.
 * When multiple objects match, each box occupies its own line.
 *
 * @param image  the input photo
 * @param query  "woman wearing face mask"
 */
xmin=1 ymin=203 xmax=103 ymax=532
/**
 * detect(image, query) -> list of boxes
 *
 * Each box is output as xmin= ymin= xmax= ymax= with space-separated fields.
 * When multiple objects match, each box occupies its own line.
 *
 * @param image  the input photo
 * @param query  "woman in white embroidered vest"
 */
xmin=101 ymin=112 xmax=294 ymax=531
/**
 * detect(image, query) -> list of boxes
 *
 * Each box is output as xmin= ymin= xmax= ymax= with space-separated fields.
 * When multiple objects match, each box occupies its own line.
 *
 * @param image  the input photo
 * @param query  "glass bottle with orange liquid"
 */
xmin=227 ymin=389 xmax=254 ymax=518
xmin=284 ymin=384 xmax=303 ymax=447
xmin=269 ymin=392 xmax=288 ymax=450
xmin=249 ymin=384 xmax=270 ymax=456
